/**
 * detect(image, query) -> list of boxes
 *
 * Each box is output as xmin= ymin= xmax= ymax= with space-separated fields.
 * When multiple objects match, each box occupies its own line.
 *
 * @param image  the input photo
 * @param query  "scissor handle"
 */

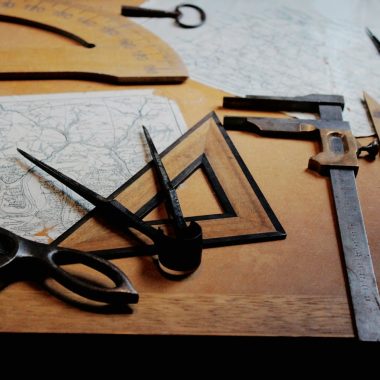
xmin=44 ymin=247 xmax=139 ymax=305
xmin=174 ymin=4 xmax=206 ymax=29
xmin=121 ymin=4 xmax=206 ymax=29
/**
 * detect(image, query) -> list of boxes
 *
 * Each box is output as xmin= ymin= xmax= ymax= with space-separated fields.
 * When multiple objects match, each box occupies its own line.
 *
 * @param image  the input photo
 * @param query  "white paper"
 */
xmin=0 ymin=90 xmax=187 ymax=242
xmin=138 ymin=0 xmax=380 ymax=136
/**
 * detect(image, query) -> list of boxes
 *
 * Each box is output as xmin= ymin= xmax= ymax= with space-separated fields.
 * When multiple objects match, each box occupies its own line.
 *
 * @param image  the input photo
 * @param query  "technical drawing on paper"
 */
xmin=138 ymin=0 xmax=380 ymax=136
xmin=0 ymin=90 xmax=186 ymax=243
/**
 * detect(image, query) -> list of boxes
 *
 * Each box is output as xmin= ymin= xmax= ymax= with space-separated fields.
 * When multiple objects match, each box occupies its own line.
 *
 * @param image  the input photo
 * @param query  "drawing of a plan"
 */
xmin=0 ymin=90 xmax=186 ymax=243
xmin=138 ymin=0 xmax=380 ymax=136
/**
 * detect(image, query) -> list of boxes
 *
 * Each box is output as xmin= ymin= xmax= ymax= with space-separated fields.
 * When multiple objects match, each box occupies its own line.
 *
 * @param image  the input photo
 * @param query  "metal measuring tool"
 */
xmin=223 ymin=94 xmax=380 ymax=341
xmin=121 ymin=3 xmax=206 ymax=29
xmin=17 ymin=148 xmax=203 ymax=277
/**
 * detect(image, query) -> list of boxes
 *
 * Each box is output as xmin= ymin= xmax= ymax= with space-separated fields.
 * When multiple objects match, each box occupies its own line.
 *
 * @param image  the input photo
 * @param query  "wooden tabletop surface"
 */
xmin=0 ymin=0 xmax=379 ymax=339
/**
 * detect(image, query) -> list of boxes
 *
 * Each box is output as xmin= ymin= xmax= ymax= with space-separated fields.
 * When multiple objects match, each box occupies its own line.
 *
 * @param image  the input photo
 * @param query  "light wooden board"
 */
xmin=0 ymin=0 xmax=187 ymax=83
xmin=0 ymin=0 xmax=380 ymax=339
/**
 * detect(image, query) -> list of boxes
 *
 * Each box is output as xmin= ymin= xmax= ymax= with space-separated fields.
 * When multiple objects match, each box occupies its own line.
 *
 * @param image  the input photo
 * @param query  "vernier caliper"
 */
xmin=223 ymin=94 xmax=380 ymax=341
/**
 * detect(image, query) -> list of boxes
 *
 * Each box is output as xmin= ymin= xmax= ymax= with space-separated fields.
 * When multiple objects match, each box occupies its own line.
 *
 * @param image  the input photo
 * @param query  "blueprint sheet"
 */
xmin=138 ymin=0 xmax=380 ymax=136
xmin=0 ymin=90 xmax=186 ymax=242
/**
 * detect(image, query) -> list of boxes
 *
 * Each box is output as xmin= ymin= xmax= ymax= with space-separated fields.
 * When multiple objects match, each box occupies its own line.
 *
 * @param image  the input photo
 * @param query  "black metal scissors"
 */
xmin=121 ymin=3 xmax=206 ymax=29
xmin=0 ymin=226 xmax=138 ymax=305
xmin=18 ymin=145 xmax=203 ymax=277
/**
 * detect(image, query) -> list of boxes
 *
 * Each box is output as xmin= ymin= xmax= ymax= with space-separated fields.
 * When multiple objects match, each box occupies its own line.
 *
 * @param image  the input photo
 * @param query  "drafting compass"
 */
xmin=18 ymin=144 xmax=203 ymax=277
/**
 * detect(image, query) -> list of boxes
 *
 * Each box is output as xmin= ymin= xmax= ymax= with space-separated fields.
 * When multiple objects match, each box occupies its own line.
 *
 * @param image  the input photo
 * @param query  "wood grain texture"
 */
xmin=0 ymin=0 xmax=379 ymax=339
xmin=0 ymin=284 xmax=352 ymax=337
xmin=0 ymin=0 xmax=187 ymax=83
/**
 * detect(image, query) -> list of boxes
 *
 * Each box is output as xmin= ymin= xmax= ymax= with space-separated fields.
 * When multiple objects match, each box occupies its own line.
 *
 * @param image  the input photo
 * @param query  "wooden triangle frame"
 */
xmin=57 ymin=112 xmax=286 ymax=255
xmin=135 ymin=153 xmax=235 ymax=223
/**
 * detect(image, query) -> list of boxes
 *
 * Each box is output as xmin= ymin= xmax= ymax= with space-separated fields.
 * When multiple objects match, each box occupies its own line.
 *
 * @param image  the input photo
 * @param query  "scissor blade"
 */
xmin=363 ymin=92 xmax=380 ymax=141
xmin=142 ymin=126 xmax=187 ymax=232
xmin=18 ymin=148 xmax=162 ymax=241
xmin=18 ymin=149 xmax=107 ymax=206
xmin=143 ymin=126 xmax=173 ymax=189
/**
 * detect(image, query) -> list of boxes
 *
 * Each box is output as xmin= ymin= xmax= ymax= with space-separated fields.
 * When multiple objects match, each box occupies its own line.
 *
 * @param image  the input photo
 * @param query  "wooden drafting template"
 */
xmin=0 ymin=0 xmax=187 ymax=83
xmin=364 ymin=92 xmax=380 ymax=144
xmin=58 ymin=113 xmax=286 ymax=255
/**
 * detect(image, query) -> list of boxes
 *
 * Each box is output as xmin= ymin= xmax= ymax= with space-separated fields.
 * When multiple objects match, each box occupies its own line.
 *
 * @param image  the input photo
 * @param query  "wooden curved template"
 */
xmin=0 ymin=0 xmax=188 ymax=83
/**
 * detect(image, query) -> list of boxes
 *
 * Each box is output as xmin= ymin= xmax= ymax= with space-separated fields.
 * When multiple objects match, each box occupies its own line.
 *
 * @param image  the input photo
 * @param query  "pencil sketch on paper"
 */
xmin=0 ymin=90 xmax=186 ymax=242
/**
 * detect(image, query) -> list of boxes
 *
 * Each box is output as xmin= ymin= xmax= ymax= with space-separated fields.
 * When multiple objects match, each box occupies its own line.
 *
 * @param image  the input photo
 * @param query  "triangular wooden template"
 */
xmin=136 ymin=154 xmax=235 ymax=222
xmin=57 ymin=112 xmax=286 ymax=256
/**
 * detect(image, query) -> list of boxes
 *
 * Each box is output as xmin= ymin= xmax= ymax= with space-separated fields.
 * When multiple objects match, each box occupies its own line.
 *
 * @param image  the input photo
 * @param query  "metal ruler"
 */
xmin=331 ymin=169 xmax=380 ymax=341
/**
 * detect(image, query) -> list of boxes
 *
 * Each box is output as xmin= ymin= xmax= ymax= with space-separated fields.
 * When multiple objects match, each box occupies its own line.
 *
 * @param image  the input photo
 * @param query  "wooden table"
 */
xmin=1 ymin=0 xmax=379 ymax=340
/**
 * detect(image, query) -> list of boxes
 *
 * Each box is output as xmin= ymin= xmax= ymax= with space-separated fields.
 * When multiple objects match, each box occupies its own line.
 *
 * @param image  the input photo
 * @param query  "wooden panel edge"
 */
xmin=0 ymin=291 xmax=354 ymax=337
